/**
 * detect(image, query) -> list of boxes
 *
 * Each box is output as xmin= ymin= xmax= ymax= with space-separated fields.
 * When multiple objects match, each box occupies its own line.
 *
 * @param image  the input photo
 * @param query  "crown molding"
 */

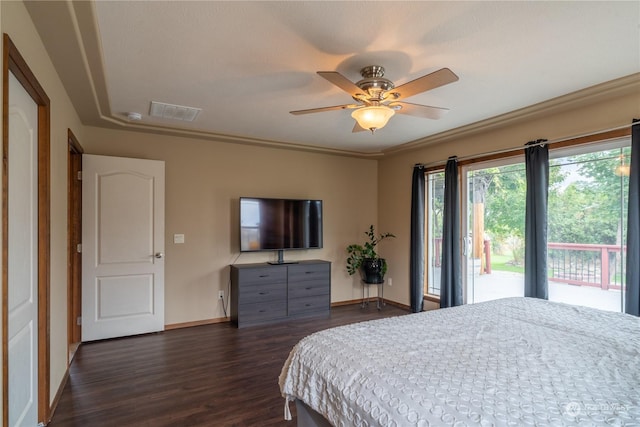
xmin=92 ymin=115 xmax=385 ymax=158
xmin=27 ymin=1 xmax=638 ymax=160
xmin=383 ymin=73 xmax=640 ymax=156
xmin=21 ymin=1 xmax=377 ymax=159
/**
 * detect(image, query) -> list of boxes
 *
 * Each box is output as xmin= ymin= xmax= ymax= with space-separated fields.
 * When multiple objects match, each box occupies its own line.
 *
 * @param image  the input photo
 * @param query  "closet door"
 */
xmin=82 ymin=154 xmax=165 ymax=341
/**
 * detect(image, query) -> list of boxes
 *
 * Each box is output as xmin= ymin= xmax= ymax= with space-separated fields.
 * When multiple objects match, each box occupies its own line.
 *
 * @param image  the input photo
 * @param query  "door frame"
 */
xmin=67 ymin=130 xmax=82 ymax=359
xmin=2 ymin=34 xmax=51 ymax=425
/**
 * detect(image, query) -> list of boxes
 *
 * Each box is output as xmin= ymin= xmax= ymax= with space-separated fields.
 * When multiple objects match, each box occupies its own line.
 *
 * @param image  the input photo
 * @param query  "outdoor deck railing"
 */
xmin=431 ymin=239 xmax=626 ymax=291
xmin=547 ymin=242 xmax=625 ymax=291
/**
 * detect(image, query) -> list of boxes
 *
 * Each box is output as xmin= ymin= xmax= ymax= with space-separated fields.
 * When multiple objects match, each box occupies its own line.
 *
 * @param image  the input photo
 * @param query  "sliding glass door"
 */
xmin=547 ymin=139 xmax=629 ymax=312
xmin=425 ymin=136 xmax=630 ymax=311
xmin=462 ymin=158 xmax=526 ymax=303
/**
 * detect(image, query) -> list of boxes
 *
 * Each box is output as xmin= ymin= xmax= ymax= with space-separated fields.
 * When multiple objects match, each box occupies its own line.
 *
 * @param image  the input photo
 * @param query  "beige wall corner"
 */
xmin=2 ymin=0 xmax=85 ymax=409
xmin=80 ymin=126 xmax=378 ymax=324
xmin=378 ymin=81 xmax=640 ymax=307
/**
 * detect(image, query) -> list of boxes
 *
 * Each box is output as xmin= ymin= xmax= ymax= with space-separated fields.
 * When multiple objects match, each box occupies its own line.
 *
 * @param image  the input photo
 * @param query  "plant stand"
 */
xmin=361 ymin=280 xmax=385 ymax=310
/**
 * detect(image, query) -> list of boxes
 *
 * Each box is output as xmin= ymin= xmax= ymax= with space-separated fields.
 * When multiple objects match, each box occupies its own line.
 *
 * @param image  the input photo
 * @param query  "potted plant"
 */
xmin=346 ymin=225 xmax=396 ymax=284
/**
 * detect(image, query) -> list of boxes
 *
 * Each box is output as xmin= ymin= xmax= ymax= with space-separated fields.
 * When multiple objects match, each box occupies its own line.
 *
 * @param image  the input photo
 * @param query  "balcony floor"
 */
xmin=471 ymin=270 xmax=624 ymax=312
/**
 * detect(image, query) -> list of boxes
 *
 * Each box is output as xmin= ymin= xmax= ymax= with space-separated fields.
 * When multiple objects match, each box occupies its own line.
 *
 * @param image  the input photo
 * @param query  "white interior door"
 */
xmin=7 ymin=71 xmax=39 ymax=426
xmin=82 ymin=154 xmax=165 ymax=341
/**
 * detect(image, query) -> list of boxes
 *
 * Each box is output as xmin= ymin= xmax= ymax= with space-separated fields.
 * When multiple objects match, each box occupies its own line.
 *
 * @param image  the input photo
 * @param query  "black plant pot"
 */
xmin=360 ymin=258 xmax=386 ymax=284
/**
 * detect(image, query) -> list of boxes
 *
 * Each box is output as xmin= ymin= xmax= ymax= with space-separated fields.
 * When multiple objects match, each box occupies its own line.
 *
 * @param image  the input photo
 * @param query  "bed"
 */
xmin=279 ymin=297 xmax=640 ymax=426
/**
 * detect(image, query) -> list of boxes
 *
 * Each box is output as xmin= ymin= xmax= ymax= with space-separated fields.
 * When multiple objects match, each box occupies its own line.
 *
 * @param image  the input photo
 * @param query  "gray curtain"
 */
xmin=524 ymin=139 xmax=549 ymax=299
xmin=410 ymin=164 xmax=425 ymax=313
xmin=440 ymin=157 xmax=462 ymax=308
xmin=625 ymin=119 xmax=640 ymax=316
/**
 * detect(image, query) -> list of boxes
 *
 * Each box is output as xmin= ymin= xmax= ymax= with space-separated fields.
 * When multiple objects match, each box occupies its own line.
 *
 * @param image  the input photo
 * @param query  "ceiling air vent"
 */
xmin=149 ymin=101 xmax=201 ymax=122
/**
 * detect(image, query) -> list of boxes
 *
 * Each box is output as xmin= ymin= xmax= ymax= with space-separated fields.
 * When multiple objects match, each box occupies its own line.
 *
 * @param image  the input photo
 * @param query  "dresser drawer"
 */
xmin=238 ymin=281 xmax=286 ymax=304
xmin=288 ymin=294 xmax=330 ymax=316
xmin=288 ymin=263 xmax=330 ymax=283
xmin=238 ymin=300 xmax=287 ymax=325
xmin=236 ymin=266 xmax=287 ymax=286
xmin=230 ymin=261 xmax=331 ymax=328
xmin=288 ymin=278 xmax=330 ymax=298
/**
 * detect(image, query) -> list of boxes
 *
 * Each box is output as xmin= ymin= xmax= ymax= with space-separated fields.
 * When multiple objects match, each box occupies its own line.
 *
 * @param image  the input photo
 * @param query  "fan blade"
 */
xmin=352 ymin=122 xmax=368 ymax=133
xmin=389 ymin=68 xmax=459 ymax=101
xmin=290 ymin=104 xmax=359 ymax=115
xmin=318 ymin=71 xmax=366 ymax=99
xmin=390 ymin=102 xmax=450 ymax=120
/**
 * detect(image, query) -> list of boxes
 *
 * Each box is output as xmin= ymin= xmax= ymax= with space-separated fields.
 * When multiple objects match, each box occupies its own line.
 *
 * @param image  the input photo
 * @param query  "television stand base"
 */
xmin=269 ymin=249 xmax=299 ymax=265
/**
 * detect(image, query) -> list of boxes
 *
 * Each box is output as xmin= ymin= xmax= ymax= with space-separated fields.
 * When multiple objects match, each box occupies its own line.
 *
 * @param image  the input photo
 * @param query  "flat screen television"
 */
xmin=239 ymin=197 xmax=323 ymax=263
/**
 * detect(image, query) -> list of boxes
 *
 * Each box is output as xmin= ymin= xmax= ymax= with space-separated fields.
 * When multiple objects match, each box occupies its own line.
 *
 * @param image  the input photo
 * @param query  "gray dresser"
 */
xmin=230 ymin=260 xmax=331 ymax=328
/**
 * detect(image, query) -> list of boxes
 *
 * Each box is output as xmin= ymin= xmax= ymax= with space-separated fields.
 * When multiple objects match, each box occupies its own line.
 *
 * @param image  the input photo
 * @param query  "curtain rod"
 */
xmin=417 ymin=121 xmax=638 ymax=170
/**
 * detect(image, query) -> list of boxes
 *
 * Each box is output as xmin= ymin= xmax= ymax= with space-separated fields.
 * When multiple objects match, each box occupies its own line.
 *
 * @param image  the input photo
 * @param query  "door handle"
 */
xmin=154 ymin=252 xmax=164 ymax=259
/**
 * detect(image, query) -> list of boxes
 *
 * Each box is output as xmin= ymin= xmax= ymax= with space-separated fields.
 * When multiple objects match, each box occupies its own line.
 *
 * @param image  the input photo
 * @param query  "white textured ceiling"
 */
xmin=28 ymin=1 xmax=640 ymax=155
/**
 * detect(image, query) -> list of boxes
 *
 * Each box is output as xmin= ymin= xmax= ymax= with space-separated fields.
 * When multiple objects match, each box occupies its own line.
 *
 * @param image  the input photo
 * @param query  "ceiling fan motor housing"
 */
xmin=354 ymin=65 xmax=395 ymax=102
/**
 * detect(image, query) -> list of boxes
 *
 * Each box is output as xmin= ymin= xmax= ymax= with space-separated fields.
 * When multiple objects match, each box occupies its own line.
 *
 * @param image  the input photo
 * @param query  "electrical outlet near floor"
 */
xmin=388 ymin=278 xmax=393 ymax=286
xmin=218 ymin=290 xmax=224 ymax=300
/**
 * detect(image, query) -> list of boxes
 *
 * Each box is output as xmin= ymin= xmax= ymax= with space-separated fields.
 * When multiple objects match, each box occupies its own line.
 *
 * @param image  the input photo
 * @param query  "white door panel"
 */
xmin=98 ymin=171 xmax=155 ymax=264
xmin=96 ymin=274 xmax=154 ymax=318
xmin=8 ymin=71 xmax=39 ymax=426
xmin=82 ymin=154 xmax=165 ymax=341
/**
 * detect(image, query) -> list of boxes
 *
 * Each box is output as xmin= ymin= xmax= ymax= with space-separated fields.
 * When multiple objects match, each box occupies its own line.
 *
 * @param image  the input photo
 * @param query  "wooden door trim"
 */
xmin=2 ymin=33 xmax=51 ymax=426
xmin=67 ymin=129 xmax=83 ymax=359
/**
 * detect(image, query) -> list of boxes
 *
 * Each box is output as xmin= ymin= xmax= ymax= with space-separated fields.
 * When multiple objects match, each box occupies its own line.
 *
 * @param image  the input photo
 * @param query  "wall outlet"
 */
xmin=388 ymin=278 xmax=393 ymax=286
xmin=218 ymin=290 xmax=224 ymax=300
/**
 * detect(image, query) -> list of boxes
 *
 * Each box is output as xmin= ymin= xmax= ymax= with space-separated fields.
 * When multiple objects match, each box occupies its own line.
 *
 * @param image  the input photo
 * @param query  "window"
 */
xmin=424 ymin=135 xmax=631 ymax=312
xmin=462 ymin=159 xmax=526 ymax=304
xmin=547 ymin=139 xmax=629 ymax=312
xmin=425 ymin=171 xmax=444 ymax=297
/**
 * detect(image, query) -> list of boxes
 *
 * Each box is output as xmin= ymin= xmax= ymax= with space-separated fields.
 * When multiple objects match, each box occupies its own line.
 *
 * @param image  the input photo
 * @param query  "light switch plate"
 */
xmin=173 ymin=234 xmax=185 ymax=244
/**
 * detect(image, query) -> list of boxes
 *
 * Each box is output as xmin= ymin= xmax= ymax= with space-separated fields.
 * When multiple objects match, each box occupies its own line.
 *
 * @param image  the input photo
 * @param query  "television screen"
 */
xmin=239 ymin=197 xmax=323 ymax=252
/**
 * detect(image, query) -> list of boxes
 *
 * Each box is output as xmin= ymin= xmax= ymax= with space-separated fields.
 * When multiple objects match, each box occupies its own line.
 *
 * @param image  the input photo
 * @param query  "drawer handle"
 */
xmin=305 ymin=271 xmax=314 ymax=274
xmin=259 ymin=274 xmax=269 ymax=278
xmin=259 ymin=292 xmax=268 ymax=295
xmin=259 ymin=309 xmax=266 ymax=313
xmin=305 ymin=287 xmax=313 ymax=290
xmin=305 ymin=304 xmax=312 ymax=307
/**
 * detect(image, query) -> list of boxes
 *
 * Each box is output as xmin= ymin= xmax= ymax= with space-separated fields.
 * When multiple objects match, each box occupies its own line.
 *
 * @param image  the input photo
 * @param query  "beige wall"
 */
xmin=1 ymin=0 xmax=378 ymax=410
xmin=2 ymin=0 xmax=378 ymax=409
xmin=2 ymin=0 xmax=86 ymax=407
xmin=2 ymin=0 xmax=639 ymax=418
xmin=81 ymin=126 xmax=378 ymax=325
xmin=377 ymin=88 xmax=640 ymax=308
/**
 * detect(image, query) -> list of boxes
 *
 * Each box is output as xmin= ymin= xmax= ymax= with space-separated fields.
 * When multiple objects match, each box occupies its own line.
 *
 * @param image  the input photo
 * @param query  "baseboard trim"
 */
xmin=331 ymin=299 xmax=364 ymax=307
xmin=331 ymin=298 xmax=410 ymax=311
xmin=384 ymin=299 xmax=411 ymax=311
xmin=424 ymin=294 xmax=440 ymax=304
xmin=165 ymin=299 xmax=411 ymax=330
xmin=165 ymin=317 xmax=229 ymax=330
xmin=48 ymin=366 xmax=70 ymax=424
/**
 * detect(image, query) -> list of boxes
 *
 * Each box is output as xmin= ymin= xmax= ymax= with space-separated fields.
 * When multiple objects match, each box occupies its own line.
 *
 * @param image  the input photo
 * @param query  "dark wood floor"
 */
xmin=49 ymin=303 xmax=409 ymax=427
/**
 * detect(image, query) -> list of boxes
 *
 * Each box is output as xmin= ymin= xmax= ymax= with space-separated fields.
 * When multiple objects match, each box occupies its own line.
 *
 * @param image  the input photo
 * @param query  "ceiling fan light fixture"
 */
xmin=351 ymin=105 xmax=395 ymax=133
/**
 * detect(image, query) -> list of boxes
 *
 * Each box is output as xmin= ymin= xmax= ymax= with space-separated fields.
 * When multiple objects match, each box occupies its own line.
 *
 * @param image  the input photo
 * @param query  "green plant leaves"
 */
xmin=345 ymin=225 xmax=395 ymax=276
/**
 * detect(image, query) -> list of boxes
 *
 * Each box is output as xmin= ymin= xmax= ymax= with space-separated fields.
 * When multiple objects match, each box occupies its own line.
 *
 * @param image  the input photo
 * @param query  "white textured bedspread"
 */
xmin=279 ymin=298 xmax=640 ymax=426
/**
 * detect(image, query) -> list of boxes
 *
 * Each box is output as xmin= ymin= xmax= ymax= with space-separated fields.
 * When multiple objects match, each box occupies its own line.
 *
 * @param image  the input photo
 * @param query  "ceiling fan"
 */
xmin=290 ymin=65 xmax=459 ymax=133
